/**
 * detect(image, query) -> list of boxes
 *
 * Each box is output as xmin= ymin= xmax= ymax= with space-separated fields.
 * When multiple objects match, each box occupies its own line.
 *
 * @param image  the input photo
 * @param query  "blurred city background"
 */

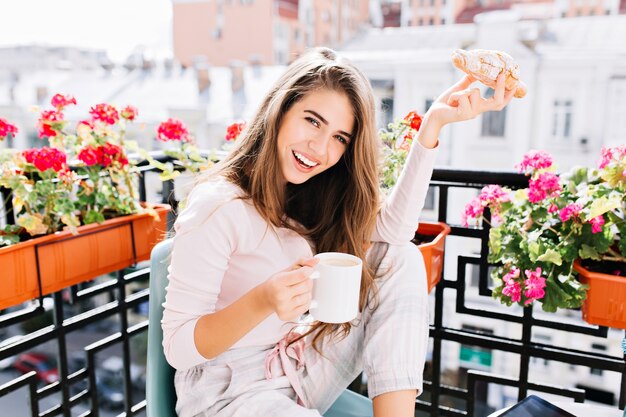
xmin=1 ymin=0 xmax=625 ymax=415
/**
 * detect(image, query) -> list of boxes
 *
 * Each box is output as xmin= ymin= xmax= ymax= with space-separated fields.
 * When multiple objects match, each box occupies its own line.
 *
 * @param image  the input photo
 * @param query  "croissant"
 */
xmin=451 ymin=49 xmax=527 ymax=98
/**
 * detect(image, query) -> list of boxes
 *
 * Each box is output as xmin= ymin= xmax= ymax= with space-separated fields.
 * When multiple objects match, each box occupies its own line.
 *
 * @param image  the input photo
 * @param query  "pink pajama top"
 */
xmin=162 ymin=141 xmax=438 ymax=371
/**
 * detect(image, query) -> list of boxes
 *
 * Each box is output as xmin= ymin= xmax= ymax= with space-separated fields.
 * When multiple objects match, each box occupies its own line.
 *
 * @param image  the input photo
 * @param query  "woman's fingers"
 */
xmin=438 ymin=75 xmax=476 ymax=103
xmin=455 ymin=93 xmax=473 ymax=119
xmin=491 ymin=74 xmax=506 ymax=107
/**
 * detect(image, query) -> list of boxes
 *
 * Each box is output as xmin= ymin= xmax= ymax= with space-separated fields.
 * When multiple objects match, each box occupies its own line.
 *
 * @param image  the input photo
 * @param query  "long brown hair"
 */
xmin=199 ymin=47 xmax=381 ymax=351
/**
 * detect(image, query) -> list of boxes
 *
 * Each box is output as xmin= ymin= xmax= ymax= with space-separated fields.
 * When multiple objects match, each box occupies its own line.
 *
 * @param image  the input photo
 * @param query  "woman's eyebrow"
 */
xmin=304 ymin=109 xmax=353 ymax=139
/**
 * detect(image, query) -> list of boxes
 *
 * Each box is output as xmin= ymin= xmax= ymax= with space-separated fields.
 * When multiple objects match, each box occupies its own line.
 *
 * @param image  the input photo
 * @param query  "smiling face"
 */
xmin=276 ymin=88 xmax=355 ymax=185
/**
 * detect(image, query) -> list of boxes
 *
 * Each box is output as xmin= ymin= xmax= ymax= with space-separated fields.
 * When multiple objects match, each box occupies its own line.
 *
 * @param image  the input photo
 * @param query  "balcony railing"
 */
xmin=1 ymin=157 xmax=624 ymax=417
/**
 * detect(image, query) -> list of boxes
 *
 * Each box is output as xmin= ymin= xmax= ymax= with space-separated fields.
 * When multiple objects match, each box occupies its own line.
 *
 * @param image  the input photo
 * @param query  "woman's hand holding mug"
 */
xmin=261 ymin=257 xmax=318 ymax=322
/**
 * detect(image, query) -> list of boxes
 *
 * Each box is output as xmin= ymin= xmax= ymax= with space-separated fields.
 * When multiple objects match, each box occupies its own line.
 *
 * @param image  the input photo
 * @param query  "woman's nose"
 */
xmin=308 ymin=134 xmax=330 ymax=156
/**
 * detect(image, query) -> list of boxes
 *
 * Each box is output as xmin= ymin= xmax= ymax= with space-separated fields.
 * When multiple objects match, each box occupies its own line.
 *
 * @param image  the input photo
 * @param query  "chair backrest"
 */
xmin=145 ymin=238 xmax=373 ymax=417
xmin=146 ymin=239 xmax=177 ymax=417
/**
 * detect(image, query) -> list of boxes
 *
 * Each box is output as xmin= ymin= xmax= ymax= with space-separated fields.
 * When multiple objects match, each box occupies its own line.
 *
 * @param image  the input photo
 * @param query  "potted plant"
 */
xmin=380 ymin=111 xmax=451 ymax=293
xmin=463 ymin=148 xmax=626 ymax=328
xmin=0 ymin=95 xmax=171 ymax=310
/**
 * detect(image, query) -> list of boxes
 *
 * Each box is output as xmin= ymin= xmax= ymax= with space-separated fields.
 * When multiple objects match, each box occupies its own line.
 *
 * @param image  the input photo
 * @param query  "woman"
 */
xmin=162 ymin=47 xmax=516 ymax=417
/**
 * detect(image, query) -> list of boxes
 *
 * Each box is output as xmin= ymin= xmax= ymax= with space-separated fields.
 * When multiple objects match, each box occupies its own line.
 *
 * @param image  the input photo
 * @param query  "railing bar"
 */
xmin=116 ymin=270 xmax=134 ymax=416
xmin=74 ymin=279 xmax=118 ymax=299
xmin=0 ymin=304 xmax=44 ymax=327
xmin=619 ymin=330 xmax=626 ymax=409
xmin=532 ymin=317 xmax=609 ymax=336
xmin=0 ymin=370 xmax=37 ymax=394
xmin=50 ymin=292 xmax=71 ymax=417
xmin=87 ymin=348 xmax=98 ymax=417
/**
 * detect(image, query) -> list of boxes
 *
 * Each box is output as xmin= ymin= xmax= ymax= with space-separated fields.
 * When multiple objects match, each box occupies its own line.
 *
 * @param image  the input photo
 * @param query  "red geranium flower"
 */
xmin=404 ymin=111 xmax=422 ymax=131
xmin=22 ymin=147 xmax=68 ymax=172
xmin=0 ymin=118 xmax=18 ymax=140
xmin=89 ymin=103 xmax=120 ymax=125
xmin=77 ymin=146 xmax=100 ymax=166
xmin=120 ymin=105 xmax=138 ymax=121
xmin=157 ymin=118 xmax=191 ymax=142
xmin=37 ymin=110 xmax=64 ymax=138
xmin=225 ymin=122 xmax=246 ymax=142
xmin=50 ymin=93 xmax=77 ymax=110
xmin=78 ymin=143 xmax=128 ymax=168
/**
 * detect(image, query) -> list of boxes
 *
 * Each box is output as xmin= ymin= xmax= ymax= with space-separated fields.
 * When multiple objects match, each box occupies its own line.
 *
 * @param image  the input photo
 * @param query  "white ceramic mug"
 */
xmin=309 ymin=252 xmax=363 ymax=323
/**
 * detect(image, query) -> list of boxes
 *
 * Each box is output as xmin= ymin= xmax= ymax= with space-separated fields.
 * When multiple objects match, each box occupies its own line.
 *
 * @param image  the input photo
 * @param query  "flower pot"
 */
xmin=413 ymin=221 xmax=451 ymax=293
xmin=574 ymin=259 xmax=626 ymax=329
xmin=0 ymin=204 xmax=170 ymax=311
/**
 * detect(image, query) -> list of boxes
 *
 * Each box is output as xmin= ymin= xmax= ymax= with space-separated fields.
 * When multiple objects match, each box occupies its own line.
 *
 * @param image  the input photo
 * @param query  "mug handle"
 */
xmin=309 ymin=271 xmax=320 ymax=309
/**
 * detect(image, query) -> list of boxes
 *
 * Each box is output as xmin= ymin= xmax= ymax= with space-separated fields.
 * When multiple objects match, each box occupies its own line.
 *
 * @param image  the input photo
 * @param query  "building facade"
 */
xmin=172 ymin=0 xmax=373 ymax=67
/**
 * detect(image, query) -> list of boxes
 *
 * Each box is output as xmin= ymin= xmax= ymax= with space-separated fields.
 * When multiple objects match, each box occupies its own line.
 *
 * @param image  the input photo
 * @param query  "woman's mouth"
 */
xmin=292 ymin=150 xmax=320 ymax=171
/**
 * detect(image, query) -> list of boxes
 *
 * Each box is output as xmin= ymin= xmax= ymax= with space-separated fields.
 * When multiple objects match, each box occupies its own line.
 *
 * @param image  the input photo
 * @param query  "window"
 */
xmin=381 ymin=98 xmax=394 ymax=128
xmin=481 ymin=88 xmax=507 ymax=137
xmin=531 ymin=334 xmax=551 ymax=367
xmin=423 ymin=187 xmax=436 ymax=211
xmin=606 ymin=79 xmax=626 ymax=144
xmin=424 ymin=98 xmax=434 ymax=113
xmin=590 ymin=344 xmax=607 ymax=376
xmin=371 ymin=79 xmax=395 ymax=129
xmin=552 ymin=99 xmax=573 ymax=140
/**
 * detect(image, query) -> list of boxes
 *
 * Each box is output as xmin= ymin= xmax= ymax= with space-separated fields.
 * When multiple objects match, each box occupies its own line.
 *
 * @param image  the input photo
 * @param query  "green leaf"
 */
xmin=537 ymin=249 xmax=562 ymax=266
xmin=579 ymin=244 xmax=601 ymax=260
xmin=17 ymin=214 xmax=48 ymax=235
xmin=489 ymin=227 xmax=502 ymax=256
xmin=84 ymin=210 xmax=105 ymax=224
xmin=587 ymin=195 xmax=621 ymax=219
xmin=540 ymin=278 xmax=572 ymax=312
xmin=527 ymin=236 xmax=541 ymax=262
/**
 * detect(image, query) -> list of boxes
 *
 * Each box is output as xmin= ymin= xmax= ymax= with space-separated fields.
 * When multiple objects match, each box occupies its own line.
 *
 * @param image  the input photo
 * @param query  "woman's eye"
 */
xmin=335 ymin=135 xmax=348 ymax=145
xmin=306 ymin=117 xmax=320 ymax=128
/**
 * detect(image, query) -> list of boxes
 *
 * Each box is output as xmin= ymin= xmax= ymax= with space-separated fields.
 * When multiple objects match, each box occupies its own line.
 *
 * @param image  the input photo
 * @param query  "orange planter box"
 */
xmin=414 ymin=221 xmax=451 ymax=293
xmin=574 ymin=259 xmax=626 ymax=329
xmin=0 ymin=203 xmax=170 ymax=311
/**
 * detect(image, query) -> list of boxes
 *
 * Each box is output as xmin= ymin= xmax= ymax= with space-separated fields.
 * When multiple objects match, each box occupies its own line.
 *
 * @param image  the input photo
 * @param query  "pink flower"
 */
xmin=225 ymin=121 xmax=246 ymax=142
xmin=589 ymin=215 xmax=605 ymax=234
xmin=524 ymin=267 xmax=546 ymax=303
xmin=502 ymin=280 xmax=522 ymax=303
xmin=479 ymin=185 xmax=510 ymax=205
xmin=50 ymin=93 xmax=76 ymax=110
xmin=548 ymin=203 xmax=559 ymax=213
xmin=89 ymin=103 xmax=119 ymax=125
xmin=559 ymin=203 xmax=582 ymax=222
xmin=517 ymin=150 xmax=553 ymax=174
xmin=157 ymin=118 xmax=191 ymax=142
xmin=598 ymin=145 xmax=626 ymax=169
xmin=0 ymin=118 xmax=18 ymax=140
xmin=120 ymin=105 xmax=138 ymax=121
xmin=37 ymin=109 xmax=64 ymax=138
xmin=528 ymin=172 xmax=561 ymax=203
xmin=462 ymin=197 xmax=484 ymax=226
xmin=503 ymin=267 xmax=520 ymax=283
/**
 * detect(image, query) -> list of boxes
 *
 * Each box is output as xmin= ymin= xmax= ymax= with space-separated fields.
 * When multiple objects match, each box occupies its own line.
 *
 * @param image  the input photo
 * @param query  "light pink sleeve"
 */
xmin=372 ymin=140 xmax=439 ymax=244
xmin=161 ymin=182 xmax=248 ymax=370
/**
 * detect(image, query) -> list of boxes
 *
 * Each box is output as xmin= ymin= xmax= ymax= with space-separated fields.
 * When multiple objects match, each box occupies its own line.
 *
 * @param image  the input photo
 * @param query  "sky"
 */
xmin=0 ymin=0 xmax=173 ymax=62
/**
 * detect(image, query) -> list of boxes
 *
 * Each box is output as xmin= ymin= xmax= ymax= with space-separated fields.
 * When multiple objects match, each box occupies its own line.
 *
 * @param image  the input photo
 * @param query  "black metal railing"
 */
xmin=1 ymin=159 xmax=624 ymax=417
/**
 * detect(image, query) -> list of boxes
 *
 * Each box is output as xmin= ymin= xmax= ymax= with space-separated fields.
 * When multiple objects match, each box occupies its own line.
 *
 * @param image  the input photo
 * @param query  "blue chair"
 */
xmin=146 ymin=239 xmax=373 ymax=417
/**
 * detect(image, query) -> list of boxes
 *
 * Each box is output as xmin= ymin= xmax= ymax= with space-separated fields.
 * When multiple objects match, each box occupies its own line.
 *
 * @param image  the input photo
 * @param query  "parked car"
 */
xmin=0 ymin=335 xmax=23 ymax=370
xmin=13 ymin=352 xmax=59 ymax=384
xmin=100 ymin=356 xmax=145 ymax=390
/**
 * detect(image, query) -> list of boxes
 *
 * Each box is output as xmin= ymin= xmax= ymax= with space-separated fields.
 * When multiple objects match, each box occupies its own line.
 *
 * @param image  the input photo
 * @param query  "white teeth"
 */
xmin=293 ymin=151 xmax=318 ymax=168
